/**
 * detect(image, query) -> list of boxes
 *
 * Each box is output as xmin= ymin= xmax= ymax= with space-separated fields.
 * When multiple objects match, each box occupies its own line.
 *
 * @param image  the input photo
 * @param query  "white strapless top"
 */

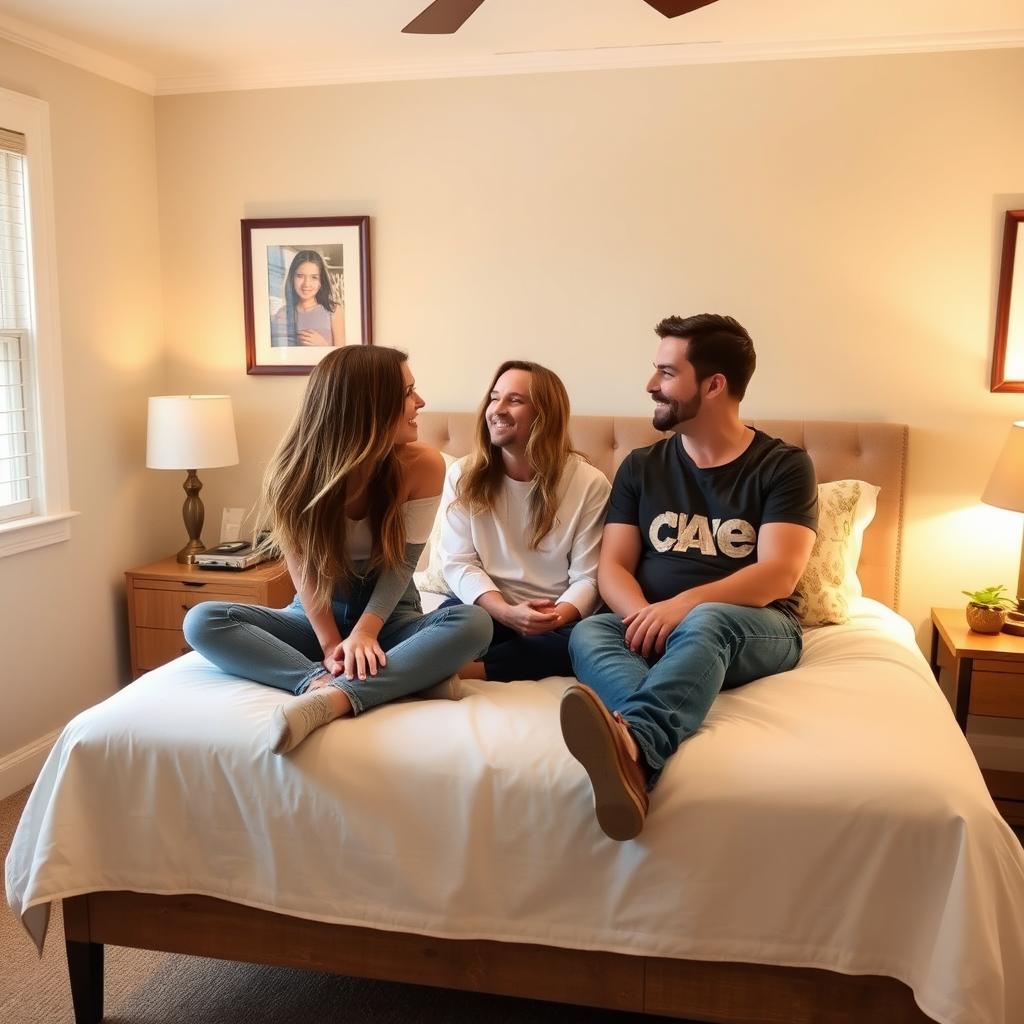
xmin=345 ymin=494 xmax=440 ymax=563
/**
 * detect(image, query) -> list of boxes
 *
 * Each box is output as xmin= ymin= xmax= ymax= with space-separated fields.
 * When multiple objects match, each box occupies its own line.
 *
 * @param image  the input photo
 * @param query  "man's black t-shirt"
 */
xmin=606 ymin=429 xmax=818 ymax=622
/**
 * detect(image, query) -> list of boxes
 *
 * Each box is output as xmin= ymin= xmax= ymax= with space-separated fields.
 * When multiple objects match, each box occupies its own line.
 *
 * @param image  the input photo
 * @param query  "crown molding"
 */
xmin=1 ymin=11 xmax=1021 ymax=99
xmin=0 ymin=11 xmax=155 ymax=95
xmin=155 ymin=29 xmax=1024 ymax=96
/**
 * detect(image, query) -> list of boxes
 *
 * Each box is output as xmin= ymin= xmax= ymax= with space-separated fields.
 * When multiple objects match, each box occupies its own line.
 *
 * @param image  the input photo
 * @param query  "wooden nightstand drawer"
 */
xmin=973 ymin=658 xmax=1024 ymax=675
xmin=133 ymin=576 xmax=260 ymax=597
xmin=136 ymin=627 xmax=192 ymax=672
xmin=126 ymin=557 xmax=294 ymax=679
xmin=134 ymin=588 xmax=248 ymax=630
xmin=970 ymin=671 xmax=1024 ymax=718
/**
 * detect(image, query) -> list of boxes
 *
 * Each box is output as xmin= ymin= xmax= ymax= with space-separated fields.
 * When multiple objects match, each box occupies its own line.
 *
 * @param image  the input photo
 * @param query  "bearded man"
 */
xmin=561 ymin=314 xmax=818 ymax=841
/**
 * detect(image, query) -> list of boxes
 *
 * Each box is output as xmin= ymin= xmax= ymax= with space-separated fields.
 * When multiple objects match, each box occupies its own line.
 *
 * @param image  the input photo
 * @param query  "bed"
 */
xmin=7 ymin=416 xmax=1024 ymax=1024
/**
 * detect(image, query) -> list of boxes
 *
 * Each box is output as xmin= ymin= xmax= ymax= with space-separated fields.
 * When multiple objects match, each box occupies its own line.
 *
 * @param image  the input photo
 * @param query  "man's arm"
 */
xmin=597 ymin=523 xmax=648 ymax=618
xmin=438 ymin=465 xmax=502 ymax=605
xmin=625 ymin=522 xmax=816 ymax=657
xmin=556 ymin=476 xmax=612 ymax=619
xmin=676 ymin=521 xmax=814 ymax=607
xmin=438 ymin=466 xmax=558 ymax=635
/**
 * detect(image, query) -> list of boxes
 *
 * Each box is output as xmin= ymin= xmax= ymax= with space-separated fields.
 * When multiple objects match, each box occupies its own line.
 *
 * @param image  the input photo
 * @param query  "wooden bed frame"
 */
xmin=63 ymin=416 xmax=924 ymax=1024
xmin=63 ymin=891 xmax=933 ymax=1023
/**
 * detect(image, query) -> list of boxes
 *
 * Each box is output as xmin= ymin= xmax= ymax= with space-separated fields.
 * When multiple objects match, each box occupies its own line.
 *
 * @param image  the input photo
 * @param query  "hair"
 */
xmin=282 ymin=249 xmax=337 ymax=345
xmin=654 ymin=313 xmax=756 ymax=400
xmin=455 ymin=360 xmax=584 ymax=550
xmin=254 ymin=346 xmax=408 ymax=610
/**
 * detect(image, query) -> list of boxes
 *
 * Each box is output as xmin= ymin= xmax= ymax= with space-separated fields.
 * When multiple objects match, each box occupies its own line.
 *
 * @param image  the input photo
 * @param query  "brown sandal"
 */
xmin=560 ymin=684 xmax=649 ymax=841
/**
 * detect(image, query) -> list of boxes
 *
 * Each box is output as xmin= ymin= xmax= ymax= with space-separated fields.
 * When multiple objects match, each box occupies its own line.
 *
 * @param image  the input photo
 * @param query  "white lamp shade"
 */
xmin=146 ymin=395 xmax=239 ymax=470
xmin=982 ymin=421 xmax=1024 ymax=513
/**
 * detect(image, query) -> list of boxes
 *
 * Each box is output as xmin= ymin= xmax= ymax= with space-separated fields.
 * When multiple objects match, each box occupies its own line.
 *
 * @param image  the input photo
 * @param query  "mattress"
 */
xmin=7 ymin=598 xmax=1024 ymax=1024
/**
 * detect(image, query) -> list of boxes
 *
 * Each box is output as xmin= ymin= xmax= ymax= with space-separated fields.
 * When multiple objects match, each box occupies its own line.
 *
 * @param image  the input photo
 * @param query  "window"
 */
xmin=0 ymin=89 xmax=74 ymax=557
xmin=0 ymin=331 xmax=32 ymax=521
xmin=1 ymin=130 xmax=33 ymax=522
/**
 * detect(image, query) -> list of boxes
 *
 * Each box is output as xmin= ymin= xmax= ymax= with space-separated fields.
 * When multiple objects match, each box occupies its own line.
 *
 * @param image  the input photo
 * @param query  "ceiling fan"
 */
xmin=403 ymin=1 xmax=720 ymax=35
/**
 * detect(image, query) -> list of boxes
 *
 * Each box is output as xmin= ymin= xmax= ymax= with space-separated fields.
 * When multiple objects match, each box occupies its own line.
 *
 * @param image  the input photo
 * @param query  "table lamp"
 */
xmin=146 ymin=395 xmax=239 ymax=563
xmin=981 ymin=420 xmax=1024 ymax=610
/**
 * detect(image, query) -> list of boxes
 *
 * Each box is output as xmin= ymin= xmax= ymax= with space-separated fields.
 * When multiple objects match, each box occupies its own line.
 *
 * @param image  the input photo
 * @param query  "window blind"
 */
xmin=0 ymin=128 xmax=34 ymax=520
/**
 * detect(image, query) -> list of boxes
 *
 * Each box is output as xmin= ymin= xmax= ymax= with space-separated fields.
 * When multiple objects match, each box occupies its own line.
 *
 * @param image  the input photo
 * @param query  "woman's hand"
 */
xmin=297 ymin=328 xmax=331 ymax=347
xmin=323 ymin=646 xmax=346 ymax=678
xmin=330 ymin=630 xmax=387 ymax=681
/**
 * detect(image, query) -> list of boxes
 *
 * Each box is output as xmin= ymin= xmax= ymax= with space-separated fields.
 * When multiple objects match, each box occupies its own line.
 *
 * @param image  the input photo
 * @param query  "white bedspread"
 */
xmin=7 ymin=599 xmax=1024 ymax=1024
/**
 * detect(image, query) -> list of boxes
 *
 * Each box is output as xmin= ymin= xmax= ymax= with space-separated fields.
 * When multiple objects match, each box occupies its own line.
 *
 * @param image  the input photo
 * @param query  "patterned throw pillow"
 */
xmin=413 ymin=452 xmax=457 ymax=596
xmin=794 ymin=479 xmax=880 ymax=627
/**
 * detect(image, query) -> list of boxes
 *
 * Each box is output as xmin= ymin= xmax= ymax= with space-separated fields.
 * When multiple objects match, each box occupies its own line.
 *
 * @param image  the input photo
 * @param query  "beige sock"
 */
xmin=268 ymin=688 xmax=341 ymax=755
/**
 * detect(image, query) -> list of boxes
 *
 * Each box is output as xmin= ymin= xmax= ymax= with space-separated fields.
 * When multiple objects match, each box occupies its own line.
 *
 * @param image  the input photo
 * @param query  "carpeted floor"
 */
xmin=1 ymin=785 xmax=685 ymax=1024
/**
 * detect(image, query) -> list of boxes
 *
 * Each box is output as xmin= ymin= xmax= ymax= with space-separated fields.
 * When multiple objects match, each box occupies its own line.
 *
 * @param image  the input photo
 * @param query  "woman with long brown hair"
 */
xmin=184 ymin=346 xmax=492 ymax=754
xmin=438 ymin=360 xmax=610 ymax=681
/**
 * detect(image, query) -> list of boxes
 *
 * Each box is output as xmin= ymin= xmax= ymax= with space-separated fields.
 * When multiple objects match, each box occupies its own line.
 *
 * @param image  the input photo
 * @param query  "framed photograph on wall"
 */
xmin=242 ymin=216 xmax=372 ymax=375
xmin=991 ymin=209 xmax=1024 ymax=392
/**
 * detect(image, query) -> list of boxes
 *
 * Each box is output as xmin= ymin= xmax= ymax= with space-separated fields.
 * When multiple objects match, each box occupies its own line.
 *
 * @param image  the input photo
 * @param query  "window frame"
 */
xmin=0 ymin=88 xmax=76 ymax=558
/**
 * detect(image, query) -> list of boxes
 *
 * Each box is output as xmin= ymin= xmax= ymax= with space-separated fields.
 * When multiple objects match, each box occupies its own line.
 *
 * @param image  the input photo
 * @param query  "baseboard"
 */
xmin=0 ymin=728 xmax=61 ymax=801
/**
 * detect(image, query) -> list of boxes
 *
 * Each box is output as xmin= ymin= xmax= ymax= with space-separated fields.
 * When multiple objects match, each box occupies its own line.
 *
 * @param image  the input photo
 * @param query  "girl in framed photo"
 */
xmin=270 ymin=248 xmax=346 ymax=348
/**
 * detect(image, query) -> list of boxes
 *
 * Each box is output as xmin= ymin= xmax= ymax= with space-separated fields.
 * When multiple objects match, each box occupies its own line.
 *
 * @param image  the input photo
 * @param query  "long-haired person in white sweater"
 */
xmin=184 ymin=346 xmax=492 ymax=754
xmin=438 ymin=360 xmax=611 ymax=681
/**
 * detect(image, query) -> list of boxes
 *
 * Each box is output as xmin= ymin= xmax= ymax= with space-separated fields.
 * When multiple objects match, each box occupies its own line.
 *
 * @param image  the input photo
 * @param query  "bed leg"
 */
xmin=66 ymin=939 xmax=104 ymax=1024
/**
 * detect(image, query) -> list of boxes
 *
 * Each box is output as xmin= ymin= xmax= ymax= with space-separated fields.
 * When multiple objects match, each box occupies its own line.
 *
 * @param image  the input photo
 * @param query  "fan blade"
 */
xmin=402 ymin=0 xmax=489 ymax=34
xmin=642 ymin=0 xmax=720 ymax=17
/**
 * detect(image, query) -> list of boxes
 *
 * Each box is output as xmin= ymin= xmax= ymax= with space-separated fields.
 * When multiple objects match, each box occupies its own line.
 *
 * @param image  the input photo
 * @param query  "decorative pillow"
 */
xmin=794 ymin=479 xmax=880 ymax=627
xmin=413 ymin=452 xmax=457 ymax=595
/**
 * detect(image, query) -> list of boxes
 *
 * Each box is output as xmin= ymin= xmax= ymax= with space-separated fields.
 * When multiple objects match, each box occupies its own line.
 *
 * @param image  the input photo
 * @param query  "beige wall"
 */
xmin=0 ymin=40 xmax=177 ymax=773
xmin=156 ymin=49 xmax=1024 ymax=761
xmin=3 ymin=41 xmax=1023 ymax=779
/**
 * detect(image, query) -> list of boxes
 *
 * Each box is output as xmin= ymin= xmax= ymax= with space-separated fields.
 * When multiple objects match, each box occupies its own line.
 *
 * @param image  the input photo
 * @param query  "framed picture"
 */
xmin=991 ymin=209 xmax=1024 ymax=392
xmin=242 ymin=216 xmax=372 ymax=375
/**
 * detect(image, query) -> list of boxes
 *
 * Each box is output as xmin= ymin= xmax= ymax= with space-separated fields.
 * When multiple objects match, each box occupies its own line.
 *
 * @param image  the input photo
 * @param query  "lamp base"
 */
xmin=1015 ymin=520 xmax=1024 ymax=614
xmin=176 ymin=538 xmax=206 ymax=565
xmin=177 ymin=469 xmax=206 ymax=564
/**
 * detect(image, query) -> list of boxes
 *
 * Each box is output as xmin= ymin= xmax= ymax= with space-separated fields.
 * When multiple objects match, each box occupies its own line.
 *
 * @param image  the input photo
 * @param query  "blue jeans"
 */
xmin=183 ymin=580 xmax=493 ymax=715
xmin=438 ymin=596 xmax=576 ymax=681
xmin=568 ymin=602 xmax=803 ymax=789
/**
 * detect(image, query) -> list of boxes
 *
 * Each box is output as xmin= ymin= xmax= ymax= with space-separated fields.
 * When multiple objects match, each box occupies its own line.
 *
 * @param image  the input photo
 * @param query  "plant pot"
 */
xmin=965 ymin=603 xmax=1007 ymax=634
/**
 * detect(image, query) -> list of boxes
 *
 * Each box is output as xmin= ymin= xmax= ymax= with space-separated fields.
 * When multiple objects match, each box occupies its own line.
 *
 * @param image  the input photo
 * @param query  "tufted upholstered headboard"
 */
xmin=416 ymin=412 xmax=909 ymax=612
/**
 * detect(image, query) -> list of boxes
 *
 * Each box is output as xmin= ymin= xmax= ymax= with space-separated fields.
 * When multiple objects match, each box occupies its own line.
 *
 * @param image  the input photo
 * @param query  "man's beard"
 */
xmin=652 ymin=390 xmax=702 ymax=431
xmin=488 ymin=418 xmax=517 ymax=448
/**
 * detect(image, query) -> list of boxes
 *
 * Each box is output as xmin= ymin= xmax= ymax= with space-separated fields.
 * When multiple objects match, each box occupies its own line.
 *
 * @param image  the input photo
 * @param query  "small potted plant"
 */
xmin=961 ymin=585 xmax=1016 ymax=634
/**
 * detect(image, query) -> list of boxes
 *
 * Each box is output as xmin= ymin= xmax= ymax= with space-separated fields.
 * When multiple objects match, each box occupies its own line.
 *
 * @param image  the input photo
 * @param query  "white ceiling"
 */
xmin=0 ymin=0 xmax=1022 ymax=95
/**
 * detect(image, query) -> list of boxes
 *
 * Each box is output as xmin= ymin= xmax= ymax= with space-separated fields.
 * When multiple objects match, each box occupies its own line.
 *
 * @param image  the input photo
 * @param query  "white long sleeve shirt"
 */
xmin=439 ymin=454 xmax=611 ymax=617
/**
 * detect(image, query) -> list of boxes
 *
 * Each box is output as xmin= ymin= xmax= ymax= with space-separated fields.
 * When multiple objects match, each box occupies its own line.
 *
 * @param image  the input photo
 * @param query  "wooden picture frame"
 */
xmin=991 ymin=209 xmax=1024 ymax=393
xmin=242 ymin=216 xmax=372 ymax=375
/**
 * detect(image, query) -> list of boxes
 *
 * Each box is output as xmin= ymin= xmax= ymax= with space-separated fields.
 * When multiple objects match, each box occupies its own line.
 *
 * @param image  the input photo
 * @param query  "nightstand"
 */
xmin=125 ymin=557 xmax=295 ymax=679
xmin=929 ymin=607 xmax=1024 ymax=826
